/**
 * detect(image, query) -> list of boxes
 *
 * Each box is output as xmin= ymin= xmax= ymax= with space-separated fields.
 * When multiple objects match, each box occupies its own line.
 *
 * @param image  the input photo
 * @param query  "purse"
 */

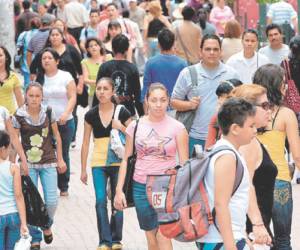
xmin=123 ymin=119 xmax=139 ymax=208
xmin=175 ymin=65 xmax=198 ymax=132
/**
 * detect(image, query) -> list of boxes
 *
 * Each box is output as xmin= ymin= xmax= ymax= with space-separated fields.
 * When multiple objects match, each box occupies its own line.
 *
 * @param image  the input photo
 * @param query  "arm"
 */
xmin=82 ymin=63 xmax=96 ymax=86
xmin=292 ymin=17 xmax=298 ymax=34
xmin=175 ymin=128 xmax=189 ymax=164
xmin=14 ymin=87 xmax=24 ymax=108
xmin=80 ymin=121 xmax=92 ymax=184
xmin=170 ymin=98 xmax=199 ymax=112
xmin=59 ymin=80 xmax=77 ymax=125
xmin=51 ymin=121 xmax=66 ymax=174
xmin=26 ymin=50 xmax=32 ymax=68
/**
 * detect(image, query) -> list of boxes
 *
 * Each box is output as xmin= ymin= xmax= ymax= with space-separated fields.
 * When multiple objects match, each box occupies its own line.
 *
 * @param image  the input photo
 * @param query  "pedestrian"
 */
xmin=12 ymin=82 xmax=67 ymax=250
xmin=103 ymin=21 xmax=124 ymax=56
xmin=38 ymin=47 xmax=77 ymax=197
xmin=197 ymin=8 xmax=216 ymax=36
xmin=253 ymin=63 xmax=300 ymax=249
xmin=114 ymin=83 xmax=188 ymax=250
xmin=81 ymin=77 xmax=131 ymax=250
xmin=0 ymin=131 xmax=28 ymax=250
xmin=0 ymin=46 xmax=24 ymax=115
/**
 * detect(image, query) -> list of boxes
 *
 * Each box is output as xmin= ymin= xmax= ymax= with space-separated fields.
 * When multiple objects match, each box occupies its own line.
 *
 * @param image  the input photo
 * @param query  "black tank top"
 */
xmin=147 ymin=18 xmax=165 ymax=38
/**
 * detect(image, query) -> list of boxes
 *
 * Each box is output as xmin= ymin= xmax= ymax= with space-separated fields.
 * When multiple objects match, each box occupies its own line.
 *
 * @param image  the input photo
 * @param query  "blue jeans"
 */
xmin=92 ymin=167 xmax=123 ymax=247
xmin=189 ymin=137 xmax=206 ymax=157
xmin=196 ymin=239 xmax=246 ymax=249
xmin=29 ymin=167 xmax=58 ymax=243
xmin=58 ymin=118 xmax=75 ymax=192
xmin=0 ymin=212 xmax=20 ymax=250
xmin=272 ymin=180 xmax=293 ymax=250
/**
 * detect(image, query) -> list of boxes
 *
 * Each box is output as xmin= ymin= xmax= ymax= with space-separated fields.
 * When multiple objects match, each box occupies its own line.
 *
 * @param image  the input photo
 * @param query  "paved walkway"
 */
xmin=38 ymin=106 xmax=300 ymax=250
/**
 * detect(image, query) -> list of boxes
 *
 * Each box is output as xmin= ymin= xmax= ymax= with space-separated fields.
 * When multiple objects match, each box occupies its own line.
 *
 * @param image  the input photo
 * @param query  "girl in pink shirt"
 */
xmin=114 ymin=83 xmax=188 ymax=250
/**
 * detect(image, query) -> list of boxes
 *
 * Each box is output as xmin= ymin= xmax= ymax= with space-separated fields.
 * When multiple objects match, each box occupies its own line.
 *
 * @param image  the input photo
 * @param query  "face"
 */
xmin=147 ymin=89 xmax=169 ymax=117
xmin=235 ymin=115 xmax=257 ymax=146
xmin=267 ymin=28 xmax=282 ymax=47
xmin=95 ymin=80 xmax=114 ymax=104
xmin=254 ymin=94 xmax=271 ymax=128
xmin=129 ymin=1 xmax=137 ymax=9
xmin=0 ymin=145 xmax=9 ymax=160
xmin=41 ymin=51 xmax=58 ymax=71
xmin=57 ymin=0 xmax=64 ymax=7
xmin=107 ymin=5 xmax=118 ymax=19
xmin=280 ymin=78 xmax=288 ymax=97
xmin=87 ymin=40 xmax=101 ymax=56
xmin=49 ymin=29 xmax=64 ymax=46
xmin=91 ymin=0 xmax=98 ymax=8
xmin=90 ymin=12 xmax=99 ymax=25
xmin=200 ymin=39 xmax=221 ymax=67
xmin=0 ymin=48 xmax=6 ymax=68
xmin=242 ymin=33 xmax=258 ymax=53
xmin=53 ymin=21 xmax=65 ymax=33
xmin=38 ymin=5 xmax=47 ymax=15
xmin=26 ymin=86 xmax=43 ymax=108
xmin=108 ymin=26 xmax=122 ymax=38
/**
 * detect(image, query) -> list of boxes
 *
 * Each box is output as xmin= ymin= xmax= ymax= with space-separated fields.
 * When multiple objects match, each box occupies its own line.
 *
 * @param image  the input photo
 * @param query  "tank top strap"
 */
xmin=272 ymin=107 xmax=281 ymax=129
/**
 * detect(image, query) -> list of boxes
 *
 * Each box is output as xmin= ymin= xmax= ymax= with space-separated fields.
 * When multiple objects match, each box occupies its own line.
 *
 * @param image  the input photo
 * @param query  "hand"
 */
xmin=114 ymin=191 xmax=127 ymax=210
xmin=77 ymin=83 xmax=84 ymax=94
xmin=189 ymin=96 xmax=200 ymax=110
xmin=80 ymin=170 xmax=88 ymax=185
xmin=57 ymin=159 xmax=67 ymax=174
xmin=20 ymin=223 xmax=29 ymax=236
xmin=20 ymin=161 xmax=29 ymax=176
xmin=58 ymin=113 xmax=69 ymax=125
xmin=112 ymin=119 xmax=123 ymax=131
xmin=252 ymin=225 xmax=272 ymax=245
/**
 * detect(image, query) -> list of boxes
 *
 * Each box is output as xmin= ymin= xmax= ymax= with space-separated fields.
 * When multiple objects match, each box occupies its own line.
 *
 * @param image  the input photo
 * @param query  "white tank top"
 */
xmin=198 ymin=138 xmax=250 ymax=243
xmin=0 ymin=161 xmax=18 ymax=215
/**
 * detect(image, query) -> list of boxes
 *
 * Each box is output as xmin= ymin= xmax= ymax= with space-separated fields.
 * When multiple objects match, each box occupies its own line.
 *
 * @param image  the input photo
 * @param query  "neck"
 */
xmin=52 ymin=43 xmax=64 ymax=51
xmin=270 ymin=43 xmax=282 ymax=50
xmin=27 ymin=104 xmax=41 ymax=114
xmin=202 ymin=61 xmax=219 ymax=70
xmin=114 ymin=53 xmax=126 ymax=60
xmin=147 ymin=114 xmax=165 ymax=123
xmin=161 ymin=49 xmax=173 ymax=55
xmin=0 ymin=65 xmax=6 ymax=73
xmin=91 ymin=54 xmax=102 ymax=60
xmin=99 ymin=101 xmax=114 ymax=111
xmin=222 ymin=135 xmax=240 ymax=150
xmin=91 ymin=23 xmax=98 ymax=29
xmin=45 ymin=68 xmax=58 ymax=77
xmin=243 ymin=50 xmax=255 ymax=58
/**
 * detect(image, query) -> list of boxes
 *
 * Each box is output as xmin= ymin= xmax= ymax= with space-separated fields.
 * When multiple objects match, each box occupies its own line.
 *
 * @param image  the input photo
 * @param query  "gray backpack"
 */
xmin=146 ymin=145 xmax=244 ymax=242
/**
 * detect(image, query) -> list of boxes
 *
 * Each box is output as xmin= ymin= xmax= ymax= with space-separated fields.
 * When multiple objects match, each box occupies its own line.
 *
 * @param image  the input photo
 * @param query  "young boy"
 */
xmin=197 ymin=98 xmax=256 ymax=250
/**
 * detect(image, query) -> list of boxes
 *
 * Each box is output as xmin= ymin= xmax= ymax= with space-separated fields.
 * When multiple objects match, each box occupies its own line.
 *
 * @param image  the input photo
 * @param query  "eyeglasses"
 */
xmin=255 ymin=101 xmax=272 ymax=111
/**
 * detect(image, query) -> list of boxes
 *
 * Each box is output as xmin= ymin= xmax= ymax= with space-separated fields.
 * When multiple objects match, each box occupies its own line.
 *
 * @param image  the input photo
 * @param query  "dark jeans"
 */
xmin=57 ymin=118 xmax=75 ymax=192
xmin=72 ymin=104 xmax=78 ymax=142
xmin=67 ymin=26 xmax=83 ymax=46
xmin=272 ymin=180 xmax=293 ymax=250
xmin=196 ymin=239 xmax=246 ymax=249
xmin=92 ymin=167 xmax=123 ymax=247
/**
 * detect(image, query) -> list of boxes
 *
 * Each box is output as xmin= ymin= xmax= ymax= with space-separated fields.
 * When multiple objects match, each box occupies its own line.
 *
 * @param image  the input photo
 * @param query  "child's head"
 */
xmin=0 ymin=131 xmax=10 ymax=160
xmin=218 ymin=98 xmax=256 ymax=145
xmin=216 ymin=79 xmax=243 ymax=104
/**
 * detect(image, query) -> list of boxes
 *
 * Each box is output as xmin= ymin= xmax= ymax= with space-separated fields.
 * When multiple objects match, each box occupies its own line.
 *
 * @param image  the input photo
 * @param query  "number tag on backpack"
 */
xmin=151 ymin=191 xmax=167 ymax=209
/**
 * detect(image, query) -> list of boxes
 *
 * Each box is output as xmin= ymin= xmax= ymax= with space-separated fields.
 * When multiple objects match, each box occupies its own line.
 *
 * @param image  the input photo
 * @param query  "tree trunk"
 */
xmin=0 ymin=0 xmax=16 ymax=62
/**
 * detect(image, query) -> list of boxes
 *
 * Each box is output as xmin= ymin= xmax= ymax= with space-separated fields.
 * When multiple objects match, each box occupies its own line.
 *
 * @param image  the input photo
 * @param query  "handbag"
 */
xmin=77 ymin=85 xmax=89 ymax=108
xmin=123 ymin=119 xmax=139 ymax=208
xmin=175 ymin=65 xmax=198 ymax=132
xmin=14 ymin=234 xmax=32 ymax=250
xmin=282 ymin=59 xmax=300 ymax=113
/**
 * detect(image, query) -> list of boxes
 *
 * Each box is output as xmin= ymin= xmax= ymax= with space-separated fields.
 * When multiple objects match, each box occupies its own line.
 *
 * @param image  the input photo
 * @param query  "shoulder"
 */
xmin=85 ymin=106 xmax=98 ymax=121
xmin=166 ymin=116 xmax=185 ymax=130
xmin=226 ymin=51 xmax=242 ymax=63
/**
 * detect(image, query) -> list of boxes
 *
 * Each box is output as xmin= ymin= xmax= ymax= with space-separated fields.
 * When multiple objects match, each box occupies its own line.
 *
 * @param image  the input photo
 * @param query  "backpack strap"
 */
xmin=113 ymin=105 xmax=123 ymax=120
xmin=189 ymin=65 xmax=198 ymax=88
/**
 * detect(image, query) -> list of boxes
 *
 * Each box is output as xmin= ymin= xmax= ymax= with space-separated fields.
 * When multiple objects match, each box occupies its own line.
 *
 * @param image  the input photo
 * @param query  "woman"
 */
xmin=226 ymin=29 xmax=270 ymax=84
xmin=39 ymin=47 xmax=77 ymax=197
xmin=81 ymin=77 xmax=131 ymax=250
xmin=232 ymin=84 xmax=276 ymax=244
xmin=221 ymin=19 xmax=243 ymax=63
xmin=144 ymin=1 xmax=172 ymax=58
xmin=253 ymin=64 xmax=300 ymax=249
xmin=209 ymin=0 xmax=234 ymax=36
xmin=114 ymin=83 xmax=189 ymax=250
xmin=0 ymin=46 xmax=24 ymax=115
xmin=12 ymin=82 xmax=67 ymax=250
xmin=0 ymin=131 xmax=28 ymax=250
xmin=82 ymin=38 xmax=109 ymax=108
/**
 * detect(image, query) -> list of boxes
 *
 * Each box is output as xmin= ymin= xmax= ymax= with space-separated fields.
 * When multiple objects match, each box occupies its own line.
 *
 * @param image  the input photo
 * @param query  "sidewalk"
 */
xmin=39 ymin=107 xmax=300 ymax=250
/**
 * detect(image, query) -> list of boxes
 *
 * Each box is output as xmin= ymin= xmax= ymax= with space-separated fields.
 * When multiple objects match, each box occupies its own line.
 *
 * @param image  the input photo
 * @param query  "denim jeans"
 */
xmin=58 ymin=118 xmax=75 ymax=192
xmin=189 ymin=136 xmax=206 ymax=157
xmin=0 ymin=212 xmax=20 ymax=250
xmin=92 ymin=167 xmax=123 ymax=247
xmin=72 ymin=105 xmax=78 ymax=142
xmin=196 ymin=239 xmax=247 ymax=249
xmin=29 ymin=167 xmax=58 ymax=243
xmin=272 ymin=180 xmax=293 ymax=250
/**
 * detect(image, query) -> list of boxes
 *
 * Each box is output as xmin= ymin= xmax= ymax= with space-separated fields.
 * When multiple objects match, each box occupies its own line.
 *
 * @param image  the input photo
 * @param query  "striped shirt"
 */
xmin=267 ymin=1 xmax=297 ymax=27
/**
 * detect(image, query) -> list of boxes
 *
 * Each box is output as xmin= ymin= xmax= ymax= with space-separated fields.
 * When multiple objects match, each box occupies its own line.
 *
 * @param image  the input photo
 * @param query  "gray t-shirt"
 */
xmin=259 ymin=44 xmax=289 ymax=65
xmin=172 ymin=62 xmax=239 ymax=140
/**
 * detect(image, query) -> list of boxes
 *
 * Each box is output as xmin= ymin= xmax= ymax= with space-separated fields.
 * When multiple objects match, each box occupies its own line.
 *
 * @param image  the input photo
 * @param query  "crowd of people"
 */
xmin=1 ymin=0 xmax=300 ymax=249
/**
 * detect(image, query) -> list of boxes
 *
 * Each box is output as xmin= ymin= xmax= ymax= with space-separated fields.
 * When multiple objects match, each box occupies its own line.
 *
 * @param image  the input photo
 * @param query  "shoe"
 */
xmin=60 ymin=191 xmax=69 ymax=197
xmin=30 ymin=244 xmax=40 ymax=250
xmin=70 ymin=141 xmax=76 ymax=149
xmin=112 ymin=243 xmax=122 ymax=250
xmin=97 ymin=245 xmax=111 ymax=250
xmin=43 ymin=229 xmax=53 ymax=244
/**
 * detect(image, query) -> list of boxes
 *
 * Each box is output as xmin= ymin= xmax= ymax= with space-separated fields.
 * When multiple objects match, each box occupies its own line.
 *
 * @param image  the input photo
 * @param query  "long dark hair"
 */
xmin=44 ymin=27 xmax=67 ymax=48
xmin=289 ymin=35 xmax=300 ymax=91
xmin=105 ymin=20 xmax=122 ymax=43
xmin=0 ymin=46 xmax=11 ymax=79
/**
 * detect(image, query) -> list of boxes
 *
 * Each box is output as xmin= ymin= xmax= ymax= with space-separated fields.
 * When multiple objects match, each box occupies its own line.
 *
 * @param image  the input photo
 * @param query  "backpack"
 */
xmin=146 ymin=145 xmax=244 ymax=242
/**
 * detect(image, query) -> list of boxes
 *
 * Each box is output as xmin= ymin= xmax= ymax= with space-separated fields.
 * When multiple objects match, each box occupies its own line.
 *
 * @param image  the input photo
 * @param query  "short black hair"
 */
xmin=218 ymin=98 xmax=256 ymax=135
xmin=265 ymin=23 xmax=282 ymax=36
xmin=0 ymin=130 xmax=10 ymax=148
xmin=242 ymin=29 xmax=259 ymax=40
xmin=112 ymin=34 xmax=129 ymax=54
xmin=22 ymin=0 xmax=31 ymax=9
xmin=158 ymin=28 xmax=175 ymax=51
xmin=200 ymin=34 xmax=221 ymax=49
xmin=107 ymin=2 xmax=118 ymax=9
xmin=182 ymin=6 xmax=195 ymax=21
xmin=216 ymin=79 xmax=243 ymax=97
xmin=90 ymin=9 xmax=99 ymax=15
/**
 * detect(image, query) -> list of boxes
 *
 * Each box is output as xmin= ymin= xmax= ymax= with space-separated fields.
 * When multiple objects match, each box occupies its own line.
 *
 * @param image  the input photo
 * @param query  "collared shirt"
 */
xmin=79 ymin=26 xmax=98 ymax=43
xmin=258 ymin=44 xmax=289 ymax=65
xmin=172 ymin=62 xmax=239 ymax=140
xmin=65 ymin=1 xmax=89 ymax=28
xmin=226 ymin=51 xmax=270 ymax=84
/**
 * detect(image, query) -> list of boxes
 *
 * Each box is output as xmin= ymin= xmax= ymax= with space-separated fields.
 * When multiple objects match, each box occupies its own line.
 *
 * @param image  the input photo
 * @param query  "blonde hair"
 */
xmin=148 ymin=1 xmax=162 ymax=18
xmin=231 ymin=84 xmax=267 ymax=104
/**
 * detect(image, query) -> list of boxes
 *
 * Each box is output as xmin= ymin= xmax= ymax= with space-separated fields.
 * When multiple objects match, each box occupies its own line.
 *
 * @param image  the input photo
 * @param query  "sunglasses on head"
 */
xmin=255 ymin=101 xmax=272 ymax=111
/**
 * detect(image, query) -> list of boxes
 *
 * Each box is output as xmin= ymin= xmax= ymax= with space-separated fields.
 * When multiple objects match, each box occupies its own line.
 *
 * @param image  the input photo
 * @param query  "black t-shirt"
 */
xmin=84 ymin=105 xmax=131 ymax=138
xmin=92 ymin=60 xmax=144 ymax=116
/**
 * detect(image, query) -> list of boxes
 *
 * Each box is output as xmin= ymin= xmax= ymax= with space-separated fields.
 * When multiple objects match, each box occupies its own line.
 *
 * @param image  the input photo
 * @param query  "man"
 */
xmin=142 ymin=28 xmax=187 ymax=109
xmin=171 ymin=34 xmax=239 ymax=152
xmin=64 ymin=0 xmax=89 ymax=45
xmin=79 ymin=9 xmax=100 ymax=53
xmin=174 ymin=6 xmax=201 ymax=65
xmin=37 ymin=3 xmax=55 ymax=21
xmin=53 ymin=0 xmax=67 ymax=21
xmin=93 ymin=34 xmax=143 ymax=116
xmin=259 ymin=23 xmax=289 ymax=65
xmin=16 ymin=0 xmax=39 ymax=38
xmin=128 ymin=0 xmax=145 ymax=32
xmin=267 ymin=0 xmax=298 ymax=38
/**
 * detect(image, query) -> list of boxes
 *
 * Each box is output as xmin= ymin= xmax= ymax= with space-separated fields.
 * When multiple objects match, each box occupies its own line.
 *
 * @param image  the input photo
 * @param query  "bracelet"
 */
xmin=252 ymin=223 xmax=264 ymax=227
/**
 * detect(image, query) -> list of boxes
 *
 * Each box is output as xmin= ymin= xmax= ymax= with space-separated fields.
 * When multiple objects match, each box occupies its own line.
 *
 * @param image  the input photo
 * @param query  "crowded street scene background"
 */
xmin=1 ymin=0 xmax=300 ymax=249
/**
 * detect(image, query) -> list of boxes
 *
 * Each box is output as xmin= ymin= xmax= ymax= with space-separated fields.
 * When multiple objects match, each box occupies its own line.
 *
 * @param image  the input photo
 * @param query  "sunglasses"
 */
xmin=255 ymin=101 xmax=272 ymax=111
